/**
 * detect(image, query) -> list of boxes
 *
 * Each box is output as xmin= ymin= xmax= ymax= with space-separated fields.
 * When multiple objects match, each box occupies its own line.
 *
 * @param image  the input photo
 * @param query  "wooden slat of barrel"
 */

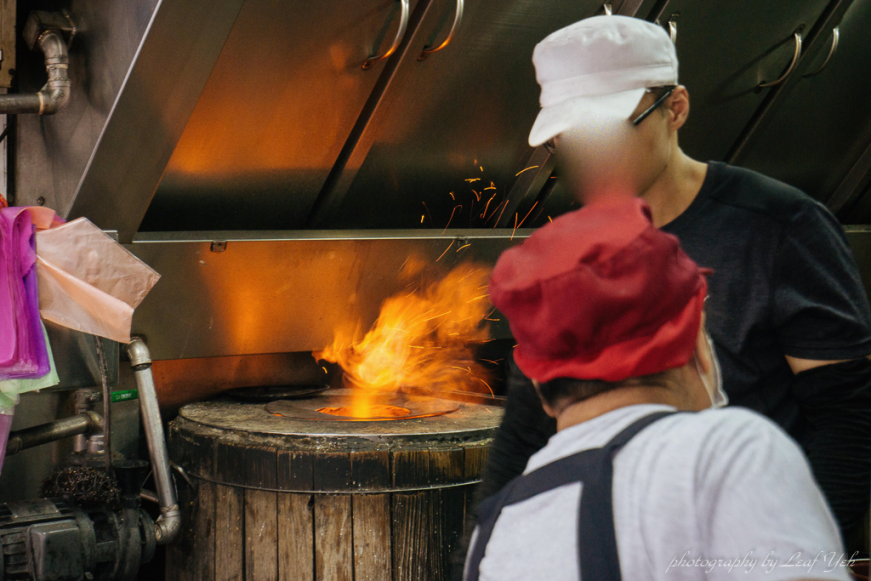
xmin=245 ymin=489 xmax=278 ymax=580
xmin=393 ymin=491 xmax=436 ymax=581
xmin=315 ymin=495 xmax=353 ymax=581
xmin=277 ymin=449 xmax=314 ymax=490
xmin=216 ymin=485 xmax=244 ymax=581
xmin=353 ymin=494 xmax=392 ymax=580
xmin=195 ymin=483 xmax=217 ymax=579
xmin=441 ymin=486 xmax=467 ymax=567
xmin=352 ymin=450 xmax=390 ymax=491
xmin=278 ymin=494 xmax=314 ymax=581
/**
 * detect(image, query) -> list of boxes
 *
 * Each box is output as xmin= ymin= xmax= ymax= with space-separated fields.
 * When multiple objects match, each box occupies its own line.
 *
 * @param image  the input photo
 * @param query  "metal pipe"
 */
xmin=0 ymin=28 xmax=70 ymax=115
xmin=5 ymin=411 xmax=103 ymax=456
xmin=126 ymin=337 xmax=180 ymax=545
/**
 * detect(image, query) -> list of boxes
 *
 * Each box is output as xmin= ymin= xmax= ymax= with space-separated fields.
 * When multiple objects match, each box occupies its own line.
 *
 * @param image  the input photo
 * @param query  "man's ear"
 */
xmin=667 ymin=85 xmax=690 ymax=132
xmin=532 ymin=380 xmax=558 ymax=418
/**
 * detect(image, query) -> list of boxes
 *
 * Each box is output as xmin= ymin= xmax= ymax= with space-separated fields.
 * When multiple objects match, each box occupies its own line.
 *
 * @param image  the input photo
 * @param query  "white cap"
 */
xmin=528 ymin=15 xmax=678 ymax=147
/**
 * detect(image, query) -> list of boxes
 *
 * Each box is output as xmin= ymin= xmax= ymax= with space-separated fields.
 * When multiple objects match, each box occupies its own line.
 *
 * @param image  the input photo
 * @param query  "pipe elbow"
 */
xmin=0 ymin=27 xmax=71 ymax=115
xmin=37 ymin=82 xmax=71 ymax=115
xmin=154 ymin=505 xmax=182 ymax=544
xmin=37 ymin=30 xmax=67 ymax=64
xmin=126 ymin=337 xmax=152 ymax=368
xmin=35 ymin=30 xmax=70 ymax=115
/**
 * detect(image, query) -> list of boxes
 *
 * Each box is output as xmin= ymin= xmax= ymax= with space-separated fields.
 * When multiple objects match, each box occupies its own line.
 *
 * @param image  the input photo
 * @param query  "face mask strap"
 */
xmin=695 ymin=334 xmax=728 ymax=409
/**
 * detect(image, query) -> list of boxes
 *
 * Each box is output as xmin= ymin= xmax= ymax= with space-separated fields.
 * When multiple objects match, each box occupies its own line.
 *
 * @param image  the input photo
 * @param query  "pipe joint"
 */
xmin=154 ymin=505 xmax=182 ymax=544
xmin=126 ymin=337 xmax=152 ymax=368
xmin=0 ymin=12 xmax=73 ymax=115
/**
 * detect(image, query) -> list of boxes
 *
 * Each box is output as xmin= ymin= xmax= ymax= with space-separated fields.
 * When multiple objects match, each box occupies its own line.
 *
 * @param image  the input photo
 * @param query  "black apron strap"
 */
xmin=465 ymin=410 xmax=676 ymax=581
xmin=578 ymin=411 xmax=675 ymax=581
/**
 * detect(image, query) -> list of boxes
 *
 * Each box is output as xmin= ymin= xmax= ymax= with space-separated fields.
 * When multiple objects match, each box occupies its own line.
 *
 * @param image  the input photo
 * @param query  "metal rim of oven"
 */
xmin=178 ymin=388 xmax=502 ymax=441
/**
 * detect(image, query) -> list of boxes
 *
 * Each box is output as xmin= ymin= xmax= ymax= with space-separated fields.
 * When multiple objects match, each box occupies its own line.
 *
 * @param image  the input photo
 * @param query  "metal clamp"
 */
xmin=363 ymin=0 xmax=410 ymax=70
xmin=170 ymin=461 xmax=194 ymax=488
xmin=803 ymin=26 xmax=839 ymax=78
xmin=419 ymin=0 xmax=464 ymax=60
xmin=758 ymin=31 xmax=802 ymax=88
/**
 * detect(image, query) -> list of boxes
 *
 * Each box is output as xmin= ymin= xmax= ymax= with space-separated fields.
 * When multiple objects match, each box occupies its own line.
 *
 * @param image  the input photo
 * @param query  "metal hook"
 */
xmin=668 ymin=18 xmax=678 ymax=44
xmin=363 ymin=0 xmax=410 ymax=70
xmin=603 ymin=3 xmax=613 ymax=16
xmin=758 ymin=31 xmax=802 ymax=88
xmin=803 ymin=26 xmax=839 ymax=78
xmin=419 ymin=0 xmax=464 ymax=60
xmin=170 ymin=461 xmax=194 ymax=488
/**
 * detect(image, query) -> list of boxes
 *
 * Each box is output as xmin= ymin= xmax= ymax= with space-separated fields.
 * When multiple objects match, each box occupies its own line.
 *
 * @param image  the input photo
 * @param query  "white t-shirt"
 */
xmin=469 ymin=404 xmax=852 ymax=581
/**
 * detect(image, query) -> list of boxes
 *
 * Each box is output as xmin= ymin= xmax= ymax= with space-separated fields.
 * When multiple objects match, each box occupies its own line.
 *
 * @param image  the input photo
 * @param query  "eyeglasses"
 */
xmin=544 ymin=85 xmax=677 ymax=153
xmin=631 ymin=86 xmax=676 ymax=126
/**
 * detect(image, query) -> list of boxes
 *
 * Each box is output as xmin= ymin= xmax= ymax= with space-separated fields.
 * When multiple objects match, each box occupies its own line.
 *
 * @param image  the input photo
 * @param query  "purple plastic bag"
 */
xmin=0 ymin=208 xmax=49 ymax=379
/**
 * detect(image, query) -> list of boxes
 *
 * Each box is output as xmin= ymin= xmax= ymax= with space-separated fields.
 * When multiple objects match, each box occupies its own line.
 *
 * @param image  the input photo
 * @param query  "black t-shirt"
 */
xmin=662 ymin=161 xmax=871 ymax=440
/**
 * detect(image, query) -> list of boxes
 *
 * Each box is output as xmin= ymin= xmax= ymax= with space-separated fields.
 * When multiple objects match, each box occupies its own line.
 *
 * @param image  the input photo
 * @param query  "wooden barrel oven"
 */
xmin=166 ymin=389 xmax=502 ymax=580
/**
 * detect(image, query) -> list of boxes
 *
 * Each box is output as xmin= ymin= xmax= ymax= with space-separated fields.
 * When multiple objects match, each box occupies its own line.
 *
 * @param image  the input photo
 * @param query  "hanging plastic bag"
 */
xmin=0 ymin=207 xmax=50 ymax=379
xmin=35 ymin=218 xmax=160 ymax=343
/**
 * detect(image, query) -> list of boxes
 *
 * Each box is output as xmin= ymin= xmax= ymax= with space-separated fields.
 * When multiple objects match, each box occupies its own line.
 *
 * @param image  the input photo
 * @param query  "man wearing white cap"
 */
xmin=480 ymin=14 xmax=871 ymax=546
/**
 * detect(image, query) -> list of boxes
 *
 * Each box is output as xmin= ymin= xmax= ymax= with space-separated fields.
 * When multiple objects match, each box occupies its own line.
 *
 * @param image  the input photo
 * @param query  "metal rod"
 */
xmin=363 ymin=0 xmax=410 ymax=69
xmin=183 ymin=468 xmax=483 ymax=495
xmin=803 ymin=26 xmax=839 ymax=78
xmin=418 ymin=0 xmax=463 ymax=59
xmin=757 ymin=32 xmax=802 ymax=88
xmin=126 ymin=337 xmax=180 ymax=545
xmin=5 ymin=411 xmax=103 ymax=456
xmin=94 ymin=336 xmax=113 ymax=474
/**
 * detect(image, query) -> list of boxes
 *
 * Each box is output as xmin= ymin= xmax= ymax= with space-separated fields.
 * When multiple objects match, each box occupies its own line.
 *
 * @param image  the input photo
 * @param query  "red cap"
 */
xmin=489 ymin=198 xmax=708 ymax=383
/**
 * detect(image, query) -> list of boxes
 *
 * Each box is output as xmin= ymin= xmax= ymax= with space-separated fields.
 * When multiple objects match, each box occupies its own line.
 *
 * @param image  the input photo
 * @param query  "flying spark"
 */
xmin=518 ymin=201 xmax=539 ymax=228
xmin=515 ymin=165 xmax=539 ymax=177
xmin=436 ymin=240 xmax=454 ymax=262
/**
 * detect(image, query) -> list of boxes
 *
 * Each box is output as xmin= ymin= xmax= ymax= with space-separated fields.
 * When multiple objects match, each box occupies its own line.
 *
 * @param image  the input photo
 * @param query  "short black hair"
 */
xmin=537 ymin=370 xmax=675 ymax=409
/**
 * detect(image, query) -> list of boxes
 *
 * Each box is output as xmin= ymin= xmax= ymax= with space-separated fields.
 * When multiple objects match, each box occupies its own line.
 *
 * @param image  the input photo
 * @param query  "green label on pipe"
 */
xmin=111 ymin=389 xmax=139 ymax=403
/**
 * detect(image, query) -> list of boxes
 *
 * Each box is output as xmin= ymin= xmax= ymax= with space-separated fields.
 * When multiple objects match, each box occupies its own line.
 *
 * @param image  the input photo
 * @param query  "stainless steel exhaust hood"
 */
xmin=10 ymin=0 xmax=871 ymax=359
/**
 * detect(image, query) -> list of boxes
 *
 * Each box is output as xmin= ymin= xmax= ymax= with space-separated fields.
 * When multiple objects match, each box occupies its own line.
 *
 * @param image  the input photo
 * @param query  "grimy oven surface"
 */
xmin=167 ymin=388 xmax=503 ymax=581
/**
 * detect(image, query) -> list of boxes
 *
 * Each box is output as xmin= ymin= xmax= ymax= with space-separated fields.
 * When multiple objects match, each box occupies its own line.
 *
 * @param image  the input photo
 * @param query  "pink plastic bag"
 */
xmin=35 ymin=218 xmax=160 ymax=343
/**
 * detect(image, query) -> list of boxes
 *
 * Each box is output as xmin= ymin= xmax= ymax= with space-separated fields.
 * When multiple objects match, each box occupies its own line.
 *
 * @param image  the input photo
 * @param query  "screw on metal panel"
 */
xmin=210 ymin=241 xmax=227 ymax=253
xmin=37 ymin=197 xmax=45 ymax=205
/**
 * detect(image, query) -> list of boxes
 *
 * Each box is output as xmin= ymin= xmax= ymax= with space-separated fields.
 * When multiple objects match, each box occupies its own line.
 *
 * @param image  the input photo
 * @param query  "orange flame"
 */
xmin=314 ymin=263 xmax=493 ymax=416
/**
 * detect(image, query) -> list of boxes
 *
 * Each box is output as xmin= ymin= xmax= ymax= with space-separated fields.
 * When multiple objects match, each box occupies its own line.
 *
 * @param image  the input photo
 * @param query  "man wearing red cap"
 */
xmin=480 ymin=14 xmax=871 ymax=546
xmin=464 ymin=199 xmax=849 ymax=581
